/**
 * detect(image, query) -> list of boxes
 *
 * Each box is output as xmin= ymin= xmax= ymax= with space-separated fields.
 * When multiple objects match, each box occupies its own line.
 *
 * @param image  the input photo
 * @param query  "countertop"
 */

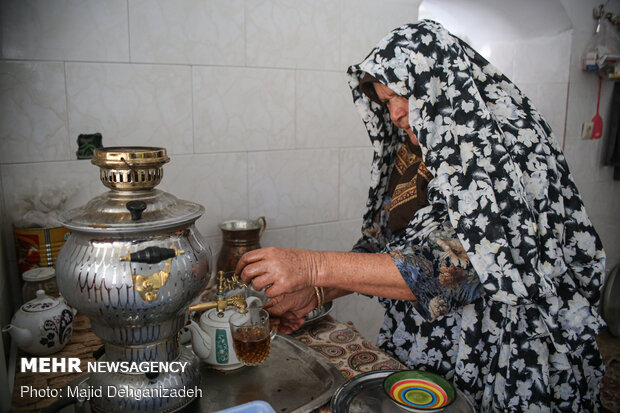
xmin=10 ymin=314 xmax=620 ymax=412
xmin=10 ymin=313 xmax=403 ymax=412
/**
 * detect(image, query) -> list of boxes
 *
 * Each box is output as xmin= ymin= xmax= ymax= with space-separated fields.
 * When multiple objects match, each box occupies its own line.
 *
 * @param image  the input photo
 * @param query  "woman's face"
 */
xmin=372 ymin=82 xmax=418 ymax=145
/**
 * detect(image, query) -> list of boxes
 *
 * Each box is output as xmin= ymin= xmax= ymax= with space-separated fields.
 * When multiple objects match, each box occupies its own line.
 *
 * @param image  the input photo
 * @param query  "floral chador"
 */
xmin=348 ymin=20 xmax=606 ymax=412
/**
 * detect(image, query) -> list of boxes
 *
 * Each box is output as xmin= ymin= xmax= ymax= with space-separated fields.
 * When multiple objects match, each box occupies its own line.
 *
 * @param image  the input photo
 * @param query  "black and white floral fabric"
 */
xmin=348 ymin=20 xmax=606 ymax=412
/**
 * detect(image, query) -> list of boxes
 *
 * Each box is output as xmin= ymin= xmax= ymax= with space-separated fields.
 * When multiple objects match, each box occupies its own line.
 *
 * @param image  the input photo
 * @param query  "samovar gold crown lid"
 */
xmin=59 ymin=146 xmax=205 ymax=233
xmin=92 ymin=146 xmax=170 ymax=191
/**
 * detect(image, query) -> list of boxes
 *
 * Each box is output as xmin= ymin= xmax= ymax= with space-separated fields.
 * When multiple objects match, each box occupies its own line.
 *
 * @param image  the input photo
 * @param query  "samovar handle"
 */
xmin=122 ymin=246 xmax=184 ymax=302
xmin=121 ymin=246 xmax=180 ymax=263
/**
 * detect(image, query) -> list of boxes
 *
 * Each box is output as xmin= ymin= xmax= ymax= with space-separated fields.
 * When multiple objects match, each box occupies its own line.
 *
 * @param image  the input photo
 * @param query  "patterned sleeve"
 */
xmin=388 ymin=222 xmax=484 ymax=321
xmin=352 ymin=233 xmax=382 ymax=253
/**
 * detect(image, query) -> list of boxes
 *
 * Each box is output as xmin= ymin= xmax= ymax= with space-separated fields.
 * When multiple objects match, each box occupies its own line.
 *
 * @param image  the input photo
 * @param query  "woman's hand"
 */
xmin=265 ymin=287 xmax=317 ymax=318
xmin=265 ymin=287 xmax=323 ymax=334
xmin=270 ymin=313 xmax=306 ymax=334
xmin=235 ymin=247 xmax=320 ymax=298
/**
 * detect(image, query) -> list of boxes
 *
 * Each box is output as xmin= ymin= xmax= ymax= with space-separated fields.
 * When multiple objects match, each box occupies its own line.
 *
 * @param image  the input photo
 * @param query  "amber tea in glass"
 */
xmin=229 ymin=308 xmax=272 ymax=366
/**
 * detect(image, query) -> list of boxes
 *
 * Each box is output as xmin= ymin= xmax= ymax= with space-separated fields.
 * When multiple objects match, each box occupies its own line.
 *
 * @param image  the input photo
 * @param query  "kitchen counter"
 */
xmin=12 ymin=314 xmax=619 ymax=412
xmin=10 ymin=313 xmax=403 ymax=412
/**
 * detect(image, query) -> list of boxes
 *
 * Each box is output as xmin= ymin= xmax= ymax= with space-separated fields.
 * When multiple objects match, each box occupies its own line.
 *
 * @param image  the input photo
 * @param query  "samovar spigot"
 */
xmin=188 ymin=271 xmax=249 ymax=316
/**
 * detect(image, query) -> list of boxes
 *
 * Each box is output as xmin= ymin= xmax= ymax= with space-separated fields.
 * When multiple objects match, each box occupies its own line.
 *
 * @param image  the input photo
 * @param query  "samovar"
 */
xmin=56 ymin=147 xmax=213 ymax=413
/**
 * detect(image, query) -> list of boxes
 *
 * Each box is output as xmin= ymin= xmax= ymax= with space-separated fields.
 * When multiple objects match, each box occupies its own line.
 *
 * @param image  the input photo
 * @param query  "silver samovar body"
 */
xmin=56 ymin=147 xmax=212 ymax=412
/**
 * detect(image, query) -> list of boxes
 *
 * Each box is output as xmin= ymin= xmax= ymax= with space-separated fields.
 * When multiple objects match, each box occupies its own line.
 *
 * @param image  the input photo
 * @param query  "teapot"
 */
xmin=185 ymin=271 xmax=268 ymax=370
xmin=185 ymin=295 xmax=263 ymax=370
xmin=2 ymin=290 xmax=77 ymax=355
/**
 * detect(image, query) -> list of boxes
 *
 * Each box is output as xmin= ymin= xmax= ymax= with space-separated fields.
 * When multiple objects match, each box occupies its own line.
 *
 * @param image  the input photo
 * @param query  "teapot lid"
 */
xmin=59 ymin=147 xmax=204 ymax=234
xmin=22 ymin=290 xmax=59 ymax=313
xmin=203 ymin=308 xmax=238 ymax=325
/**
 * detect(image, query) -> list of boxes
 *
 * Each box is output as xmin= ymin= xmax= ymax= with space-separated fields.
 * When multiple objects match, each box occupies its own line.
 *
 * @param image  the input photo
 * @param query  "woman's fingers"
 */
xmin=264 ymin=288 xmax=316 ymax=316
xmin=235 ymin=248 xmax=267 ymax=278
xmin=236 ymin=247 xmax=317 ymax=297
xmin=271 ymin=313 xmax=307 ymax=334
xmin=279 ymin=317 xmax=306 ymax=334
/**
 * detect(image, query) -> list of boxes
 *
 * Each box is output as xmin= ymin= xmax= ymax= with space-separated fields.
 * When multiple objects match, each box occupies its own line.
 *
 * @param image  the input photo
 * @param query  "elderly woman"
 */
xmin=236 ymin=20 xmax=606 ymax=411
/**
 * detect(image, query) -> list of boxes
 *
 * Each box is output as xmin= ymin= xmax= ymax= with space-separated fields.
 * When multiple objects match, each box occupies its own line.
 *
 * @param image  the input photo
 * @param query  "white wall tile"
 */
xmin=296 ymin=71 xmax=369 ymax=149
xmin=0 ymin=61 xmax=70 ymax=164
xmin=574 ymin=180 xmax=619 ymax=227
xmin=261 ymin=227 xmax=297 ymax=249
xmin=565 ymin=78 xmax=600 ymax=139
xmin=518 ymin=82 xmax=568 ymax=145
xmin=245 ymin=0 xmax=339 ymax=70
xmin=513 ymin=32 xmax=571 ymax=84
xmin=538 ymin=84 xmax=568 ymax=143
xmin=248 ymin=150 xmax=339 ymax=229
xmin=340 ymin=0 xmax=420 ymax=70
xmin=129 ymin=0 xmax=245 ymax=65
xmin=332 ymin=293 xmax=385 ymax=343
xmin=66 ymin=63 xmax=193 ymax=155
xmin=569 ymin=30 xmax=596 ymax=85
xmin=340 ymin=148 xmax=373 ymax=220
xmin=296 ymin=219 xmax=362 ymax=252
xmin=193 ymin=66 xmax=295 ymax=152
xmin=1 ymin=160 xmax=103 ymax=226
xmin=564 ymin=137 xmax=609 ymax=185
xmin=207 ymin=234 xmax=223 ymax=268
xmin=158 ymin=153 xmax=248 ymax=238
xmin=1 ymin=0 xmax=129 ymax=61
xmin=486 ymin=42 xmax=515 ymax=80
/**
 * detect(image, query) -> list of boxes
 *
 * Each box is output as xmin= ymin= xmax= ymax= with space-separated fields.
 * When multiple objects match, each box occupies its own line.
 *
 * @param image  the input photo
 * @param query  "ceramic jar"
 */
xmin=21 ymin=266 xmax=59 ymax=302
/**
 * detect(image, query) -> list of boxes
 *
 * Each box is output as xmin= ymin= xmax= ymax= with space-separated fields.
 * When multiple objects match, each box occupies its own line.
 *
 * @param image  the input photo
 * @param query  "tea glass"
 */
xmin=229 ymin=308 xmax=275 ymax=366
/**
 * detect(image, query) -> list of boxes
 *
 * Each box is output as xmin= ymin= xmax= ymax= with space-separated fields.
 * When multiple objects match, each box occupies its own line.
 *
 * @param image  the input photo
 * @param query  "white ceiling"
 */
xmin=419 ymin=0 xmax=572 ymax=47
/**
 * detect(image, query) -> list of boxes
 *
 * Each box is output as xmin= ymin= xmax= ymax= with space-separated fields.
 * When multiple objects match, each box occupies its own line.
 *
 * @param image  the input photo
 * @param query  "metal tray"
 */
xmin=57 ymin=335 xmax=344 ymax=413
xmin=330 ymin=370 xmax=475 ymax=413
xmin=194 ymin=334 xmax=344 ymax=412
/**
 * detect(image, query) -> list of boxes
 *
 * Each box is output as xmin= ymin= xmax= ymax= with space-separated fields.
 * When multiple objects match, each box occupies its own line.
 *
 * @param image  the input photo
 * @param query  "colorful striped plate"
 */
xmin=383 ymin=370 xmax=455 ymax=412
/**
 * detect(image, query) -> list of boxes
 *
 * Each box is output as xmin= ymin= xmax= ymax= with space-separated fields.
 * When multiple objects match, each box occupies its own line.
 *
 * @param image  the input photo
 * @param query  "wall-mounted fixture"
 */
xmin=75 ymin=133 xmax=103 ymax=159
xmin=593 ymin=3 xmax=619 ymax=30
xmin=582 ymin=3 xmax=620 ymax=77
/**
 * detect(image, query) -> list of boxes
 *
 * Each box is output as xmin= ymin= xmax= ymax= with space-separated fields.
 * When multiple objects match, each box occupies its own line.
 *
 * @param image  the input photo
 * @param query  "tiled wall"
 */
xmin=1 ymin=0 xmax=618 ymax=345
xmin=562 ymin=0 xmax=620 ymax=276
xmin=429 ymin=0 xmax=620 ymax=277
xmin=0 ymin=0 xmax=420 ymax=340
xmin=489 ymin=0 xmax=620 ymax=273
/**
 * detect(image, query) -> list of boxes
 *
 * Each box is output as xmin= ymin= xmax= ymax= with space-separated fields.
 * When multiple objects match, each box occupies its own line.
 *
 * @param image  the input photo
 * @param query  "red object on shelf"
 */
xmin=592 ymin=75 xmax=604 ymax=139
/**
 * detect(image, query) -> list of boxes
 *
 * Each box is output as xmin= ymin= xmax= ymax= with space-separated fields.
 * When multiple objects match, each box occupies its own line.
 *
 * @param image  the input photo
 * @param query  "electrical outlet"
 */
xmin=581 ymin=122 xmax=594 ymax=139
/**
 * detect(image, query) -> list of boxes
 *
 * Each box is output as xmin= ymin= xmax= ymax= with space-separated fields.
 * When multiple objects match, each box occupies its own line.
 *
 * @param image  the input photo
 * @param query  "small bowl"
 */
xmin=383 ymin=370 xmax=455 ymax=412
